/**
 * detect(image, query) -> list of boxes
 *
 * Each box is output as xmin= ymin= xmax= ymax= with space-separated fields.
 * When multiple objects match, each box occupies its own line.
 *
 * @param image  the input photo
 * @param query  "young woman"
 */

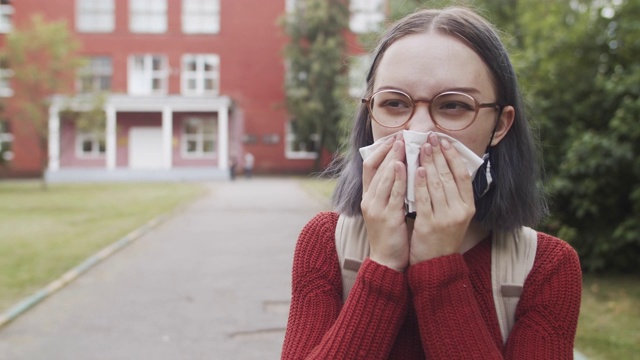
xmin=282 ymin=7 xmax=581 ymax=359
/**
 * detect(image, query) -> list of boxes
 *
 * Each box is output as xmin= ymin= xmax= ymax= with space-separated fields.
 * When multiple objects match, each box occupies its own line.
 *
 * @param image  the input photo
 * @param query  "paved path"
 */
xmin=0 ymin=178 xmax=329 ymax=360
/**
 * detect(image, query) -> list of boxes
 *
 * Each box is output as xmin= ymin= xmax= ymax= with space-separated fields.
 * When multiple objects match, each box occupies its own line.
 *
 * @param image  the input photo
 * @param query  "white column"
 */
xmin=218 ymin=105 xmax=229 ymax=169
xmin=106 ymin=105 xmax=117 ymax=170
xmin=162 ymin=106 xmax=173 ymax=169
xmin=48 ymin=105 xmax=60 ymax=171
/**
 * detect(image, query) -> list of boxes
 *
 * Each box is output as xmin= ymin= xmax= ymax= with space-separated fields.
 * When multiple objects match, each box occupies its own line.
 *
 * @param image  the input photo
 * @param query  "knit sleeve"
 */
xmin=408 ymin=233 xmax=582 ymax=360
xmin=408 ymin=254 xmax=504 ymax=359
xmin=503 ymin=233 xmax=582 ymax=359
xmin=281 ymin=212 xmax=409 ymax=360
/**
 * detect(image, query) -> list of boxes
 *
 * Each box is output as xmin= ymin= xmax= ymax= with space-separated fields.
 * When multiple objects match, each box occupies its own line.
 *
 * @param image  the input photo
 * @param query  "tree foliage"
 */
xmin=1 ymin=14 xmax=83 ymax=175
xmin=281 ymin=0 xmax=349 ymax=169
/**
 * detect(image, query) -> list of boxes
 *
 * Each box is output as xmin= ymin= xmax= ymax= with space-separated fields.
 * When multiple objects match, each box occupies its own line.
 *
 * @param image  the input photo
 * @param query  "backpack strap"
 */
xmin=491 ymin=227 xmax=538 ymax=344
xmin=335 ymin=214 xmax=369 ymax=302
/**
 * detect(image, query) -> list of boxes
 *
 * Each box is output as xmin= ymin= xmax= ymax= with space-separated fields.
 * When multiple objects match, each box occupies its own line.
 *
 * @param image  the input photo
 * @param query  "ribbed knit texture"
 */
xmin=281 ymin=212 xmax=582 ymax=359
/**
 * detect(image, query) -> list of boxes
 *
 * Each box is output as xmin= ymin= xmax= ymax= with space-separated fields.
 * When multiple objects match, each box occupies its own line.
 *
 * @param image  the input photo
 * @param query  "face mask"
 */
xmin=359 ymin=130 xmax=488 ymax=214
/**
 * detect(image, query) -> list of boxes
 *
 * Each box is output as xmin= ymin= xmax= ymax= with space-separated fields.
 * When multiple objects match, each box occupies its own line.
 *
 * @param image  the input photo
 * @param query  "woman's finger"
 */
xmin=362 ymin=136 xmax=395 ymax=193
xmin=440 ymin=138 xmax=474 ymax=205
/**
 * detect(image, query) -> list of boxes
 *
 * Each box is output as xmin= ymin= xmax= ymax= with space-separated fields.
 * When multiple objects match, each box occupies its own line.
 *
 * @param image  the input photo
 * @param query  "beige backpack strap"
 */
xmin=335 ymin=214 xmax=370 ymax=303
xmin=491 ymin=226 xmax=538 ymax=344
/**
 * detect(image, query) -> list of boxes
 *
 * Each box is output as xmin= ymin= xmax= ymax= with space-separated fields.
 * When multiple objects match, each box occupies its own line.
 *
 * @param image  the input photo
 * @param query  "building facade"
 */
xmin=0 ymin=0 xmax=386 ymax=181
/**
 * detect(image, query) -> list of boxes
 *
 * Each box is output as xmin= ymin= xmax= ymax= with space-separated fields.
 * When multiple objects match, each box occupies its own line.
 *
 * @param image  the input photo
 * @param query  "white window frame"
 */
xmin=182 ymin=0 xmax=220 ymax=34
xmin=78 ymin=56 xmax=113 ymax=93
xmin=181 ymin=117 xmax=217 ymax=158
xmin=285 ymin=121 xmax=319 ymax=160
xmin=76 ymin=132 xmax=106 ymax=158
xmin=0 ymin=1 xmax=13 ymax=34
xmin=128 ymin=55 xmax=168 ymax=95
xmin=130 ymin=0 xmax=167 ymax=34
xmin=0 ymin=57 xmax=13 ymax=97
xmin=181 ymin=54 xmax=220 ymax=96
xmin=0 ymin=120 xmax=13 ymax=161
xmin=349 ymin=0 xmax=385 ymax=34
xmin=76 ymin=0 xmax=115 ymax=33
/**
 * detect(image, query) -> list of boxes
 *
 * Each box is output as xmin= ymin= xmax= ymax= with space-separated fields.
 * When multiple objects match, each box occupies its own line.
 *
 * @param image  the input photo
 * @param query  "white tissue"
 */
xmin=359 ymin=130 xmax=483 ymax=213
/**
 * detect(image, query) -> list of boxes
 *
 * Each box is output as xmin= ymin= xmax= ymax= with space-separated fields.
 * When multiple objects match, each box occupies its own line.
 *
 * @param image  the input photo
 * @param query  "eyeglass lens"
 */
xmin=370 ymin=91 xmax=479 ymax=130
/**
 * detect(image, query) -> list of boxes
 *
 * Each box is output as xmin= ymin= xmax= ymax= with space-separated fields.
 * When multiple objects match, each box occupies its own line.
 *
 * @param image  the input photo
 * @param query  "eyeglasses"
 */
xmin=362 ymin=89 xmax=501 ymax=131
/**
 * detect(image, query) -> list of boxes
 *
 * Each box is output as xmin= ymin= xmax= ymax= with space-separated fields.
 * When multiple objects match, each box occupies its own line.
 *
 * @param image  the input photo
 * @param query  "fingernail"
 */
xmin=423 ymin=143 xmax=432 ymax=156
xmin=440 ymin=138 xmax=451 ymax=149
xmin=429 ymin=134 xmax=439 ymax=147
xmin=418 ymin=167 xmax=426 ymax=178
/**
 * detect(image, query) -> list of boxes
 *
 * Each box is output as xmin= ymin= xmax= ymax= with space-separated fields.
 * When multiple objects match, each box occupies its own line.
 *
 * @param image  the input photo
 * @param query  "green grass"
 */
xmin=0 ymin=181 xmax=206 ymax=313
xmin=576 ymin=274 xmax=640 ymax=359
xmin=298 ymin=178 xmax=640 ymax=360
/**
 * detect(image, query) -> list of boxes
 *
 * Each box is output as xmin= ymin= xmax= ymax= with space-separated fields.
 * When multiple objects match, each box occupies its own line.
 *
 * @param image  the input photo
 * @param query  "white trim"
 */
xmin=106 ymin=105 xmax=117 ymax=169
xmin=76 ymin=0 xmax=115 ymax=33
xmin=127 ymin=54 xmax=168 ymax=95
xmin=0 ymin=4 xmax=13 ymax=34
xmin=162 ymin=106 xmax=173 ymax=169
xmin=181 ymin=116 xmax=216 ymax=159
xmin=129 ymin=0 xmax=167 ymax=33
xmin=284 ymin=121 xmax=319 ymax=160
xmin=218 ymin=107 xmax=228 ymax=169
xmin=48 ymin=106 xmax=60 ymax=171
xmin=181 ymin=0 xmax=220 ymax=34
xmin=75 ymin=132 xmax=106 ymax=158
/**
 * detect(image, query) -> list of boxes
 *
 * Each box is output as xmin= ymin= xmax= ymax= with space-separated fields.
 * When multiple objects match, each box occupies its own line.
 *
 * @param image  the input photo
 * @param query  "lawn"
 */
xmin=0 ymin=181 xmax=206 ymax=313
xmin=299 ymin=177 xmax=640 ymax=359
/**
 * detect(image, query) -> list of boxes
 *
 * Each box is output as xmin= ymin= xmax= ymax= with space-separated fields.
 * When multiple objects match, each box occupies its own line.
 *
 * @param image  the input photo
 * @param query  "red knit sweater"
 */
xmin=281 ymin=212 xmax=582 ymax=359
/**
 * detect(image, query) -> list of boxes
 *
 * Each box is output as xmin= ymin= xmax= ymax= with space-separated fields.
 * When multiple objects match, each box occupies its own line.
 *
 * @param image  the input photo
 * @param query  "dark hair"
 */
xmin=331 ymin=7 xmax=547 ymax=232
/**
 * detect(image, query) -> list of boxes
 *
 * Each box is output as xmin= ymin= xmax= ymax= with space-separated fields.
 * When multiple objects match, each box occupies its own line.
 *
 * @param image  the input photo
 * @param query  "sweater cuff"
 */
xmin=407 ymin=254 xmax=468 ymax=295
xmin=358 ymin=258 xmax=408 ymax=301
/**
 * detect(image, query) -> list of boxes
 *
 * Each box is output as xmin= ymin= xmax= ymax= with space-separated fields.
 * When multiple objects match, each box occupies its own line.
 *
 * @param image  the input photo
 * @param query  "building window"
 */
xmin=78 ymin=56 xmax=113 ymax=93
xmin=348 ymin=54 xmax=369 ymax=98
xmin=182 ymin=117 xmax=216 ymax=157
xmin=76 ymin=0 xmax=115 ymax=33
xmin=0 ymin=0 xmax=13 ymax=34
xmin=285 ymin=121 xmax=319 ymax=159
xmin=0 ymin=120 xmax=13 ymax=162
xmin=181 ymin=54 xmax=220 ymax=96
xmin=76 ymin=132 xmax=106 ymax=157
xmin=182 ymin=0 xmax=220 ymax=34
xmin=130 ymin=0 xmax=167 ymax=33
xmin=0 ymin=57 xmax=13 ymax=97
xmin=349 ymin=0 xmax=384 ymax=34
xmin=128 ymin=55 xmax=168 ymax=95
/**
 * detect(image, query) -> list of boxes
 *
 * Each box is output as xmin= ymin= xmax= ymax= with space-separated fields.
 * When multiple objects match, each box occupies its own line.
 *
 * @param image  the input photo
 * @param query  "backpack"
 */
xmin=335 ymin=214 xmax=538 ymax=344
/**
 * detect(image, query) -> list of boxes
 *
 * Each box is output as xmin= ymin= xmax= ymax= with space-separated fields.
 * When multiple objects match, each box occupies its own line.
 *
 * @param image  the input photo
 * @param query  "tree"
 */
xmin=1 ymin=14 xmax=83 ymax=182
xmin=281 ymin=0 xmax=349 ymax=170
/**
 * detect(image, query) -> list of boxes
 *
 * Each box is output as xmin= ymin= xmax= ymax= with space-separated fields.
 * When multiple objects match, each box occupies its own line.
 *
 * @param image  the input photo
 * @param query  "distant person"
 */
xmin=229 ymin=156 xmax=238 ymax=181
xmin=244 ymin=152 xmax=254 ymax=179
xmin=281 ymin=6 xmax=581 ymax=359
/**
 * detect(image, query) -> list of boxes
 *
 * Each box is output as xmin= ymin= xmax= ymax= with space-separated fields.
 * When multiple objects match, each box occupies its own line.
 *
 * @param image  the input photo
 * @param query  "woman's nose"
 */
xmin=404 ymin=103 xmax=437 ymax=133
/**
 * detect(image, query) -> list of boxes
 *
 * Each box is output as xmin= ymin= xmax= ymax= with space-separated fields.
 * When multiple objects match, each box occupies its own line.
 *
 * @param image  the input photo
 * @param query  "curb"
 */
xmin=0 ymin=213 xmax=170 ymax=329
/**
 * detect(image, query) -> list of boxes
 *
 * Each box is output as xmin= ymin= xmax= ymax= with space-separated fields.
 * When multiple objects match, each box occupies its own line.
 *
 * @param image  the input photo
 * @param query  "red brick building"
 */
xmin=0 ymin=0 xmax=385 ymax=181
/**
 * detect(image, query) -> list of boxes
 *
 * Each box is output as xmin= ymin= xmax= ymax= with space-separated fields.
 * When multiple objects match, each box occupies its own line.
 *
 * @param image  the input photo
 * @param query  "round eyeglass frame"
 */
xmin=362 ymin=89 xmax=502 ymax=131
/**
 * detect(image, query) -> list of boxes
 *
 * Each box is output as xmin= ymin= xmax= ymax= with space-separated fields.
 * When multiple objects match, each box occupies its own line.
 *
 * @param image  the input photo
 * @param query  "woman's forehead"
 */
xmin=373 ymin=32 xmax=495 ymax=97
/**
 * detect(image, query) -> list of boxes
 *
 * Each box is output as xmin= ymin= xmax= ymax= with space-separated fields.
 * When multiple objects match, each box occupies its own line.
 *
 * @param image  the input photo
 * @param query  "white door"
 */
xmin=129 ymin=127 xmax=163 ymax=169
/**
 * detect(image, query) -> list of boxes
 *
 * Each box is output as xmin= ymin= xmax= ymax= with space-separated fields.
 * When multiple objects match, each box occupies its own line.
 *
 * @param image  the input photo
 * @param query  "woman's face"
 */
xmin=371 ymin=32 xmax=513 ymax=157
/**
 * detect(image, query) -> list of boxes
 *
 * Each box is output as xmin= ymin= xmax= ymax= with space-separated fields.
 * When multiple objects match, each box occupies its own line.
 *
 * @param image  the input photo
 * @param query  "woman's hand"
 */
xmin=410 ymin=134 xmax=475 ymax=264
xmin=361 ymin=134 xmax=409 ymax=272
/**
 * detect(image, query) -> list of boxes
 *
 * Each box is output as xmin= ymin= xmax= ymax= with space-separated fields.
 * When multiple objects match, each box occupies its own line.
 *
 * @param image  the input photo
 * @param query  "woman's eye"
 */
xmin=382 ymin=100 xmax=410 ymax=109
xmin=439 ymin=101 xmax=474 ymax=111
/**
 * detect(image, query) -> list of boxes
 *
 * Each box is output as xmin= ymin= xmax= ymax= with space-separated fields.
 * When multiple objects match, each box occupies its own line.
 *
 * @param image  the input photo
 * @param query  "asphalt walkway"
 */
xmin=0 ymin=177 xmax=329 ymax=360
